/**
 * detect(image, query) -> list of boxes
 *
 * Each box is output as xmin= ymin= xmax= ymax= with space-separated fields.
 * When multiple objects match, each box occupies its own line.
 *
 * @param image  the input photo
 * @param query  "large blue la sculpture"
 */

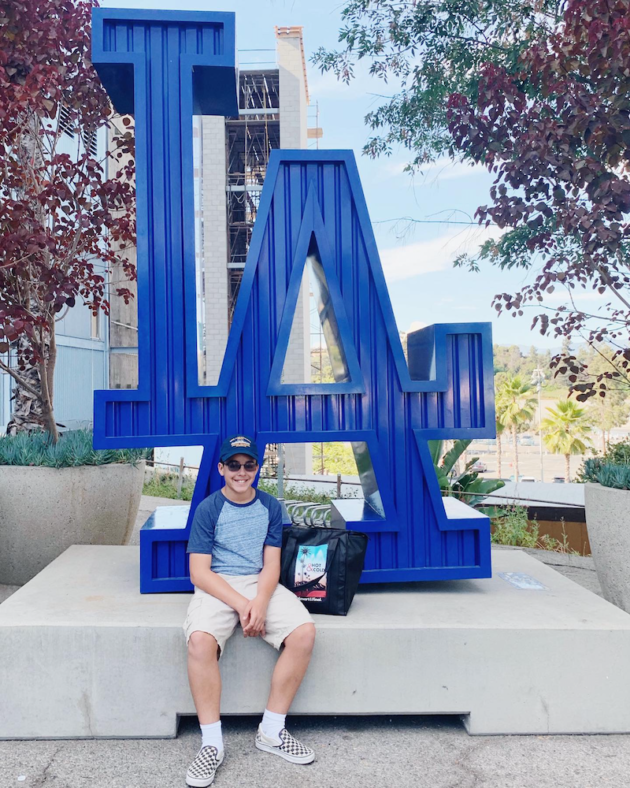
xmin=92 ymin=8 xmax=496 ymax=593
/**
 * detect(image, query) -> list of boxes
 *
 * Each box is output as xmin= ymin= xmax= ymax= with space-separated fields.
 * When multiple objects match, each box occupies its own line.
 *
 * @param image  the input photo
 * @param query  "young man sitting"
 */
xmin=183 ymin=435 xmax=316 ymax=787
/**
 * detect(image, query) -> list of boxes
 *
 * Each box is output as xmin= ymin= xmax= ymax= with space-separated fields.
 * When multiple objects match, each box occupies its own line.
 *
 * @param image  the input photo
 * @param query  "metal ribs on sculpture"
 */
xmin=91 ymin=8 xmax=495 ymax=593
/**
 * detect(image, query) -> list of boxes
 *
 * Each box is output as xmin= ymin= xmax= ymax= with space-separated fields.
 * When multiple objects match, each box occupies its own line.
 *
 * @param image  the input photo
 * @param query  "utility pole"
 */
xmin=531 ymin=368 xmax=545 ymax=482
xmin=276 ymin=442 xmax=290 ymax=524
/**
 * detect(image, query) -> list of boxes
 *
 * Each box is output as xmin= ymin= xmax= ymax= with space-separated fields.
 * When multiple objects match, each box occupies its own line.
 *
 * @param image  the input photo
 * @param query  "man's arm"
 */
xmin=189 ymin=553 xmax=249 ymax=616
xmin=258 ymin=545 xmax=281 ymax=600
xmin=242 ymin=545 xmax=281 ymax=637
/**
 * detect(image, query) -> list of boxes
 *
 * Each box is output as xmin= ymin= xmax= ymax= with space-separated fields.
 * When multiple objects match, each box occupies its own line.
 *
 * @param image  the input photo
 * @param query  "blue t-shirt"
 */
xmin=186 ymin=489 xmax=283 ymax=576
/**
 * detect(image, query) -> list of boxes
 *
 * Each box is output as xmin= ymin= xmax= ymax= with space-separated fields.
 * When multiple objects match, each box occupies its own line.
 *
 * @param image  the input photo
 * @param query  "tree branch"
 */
xmin=0 ymin=252 xmax=36 ymax=270
xmin=599 ymin=265 xmax=630 ymax=312
xmin=0 ymin=358 xmax=41 ymax=399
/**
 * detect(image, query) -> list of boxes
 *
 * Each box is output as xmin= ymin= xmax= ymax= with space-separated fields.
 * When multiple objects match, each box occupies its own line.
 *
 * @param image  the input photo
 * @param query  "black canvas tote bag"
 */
xmin=280 ymin=525 xmax=368 ymax=616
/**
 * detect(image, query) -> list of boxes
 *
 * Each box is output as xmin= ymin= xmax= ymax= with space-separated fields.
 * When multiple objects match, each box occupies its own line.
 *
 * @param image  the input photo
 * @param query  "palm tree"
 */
xmin=495 ymin=418 xmax=505 ymax=479
xmin=497 ymin=375 xmax=537 ymax=481
xmin=494 ymin=387 xmax=508 ymax=479
xmin=542 ymin=400 xmax=592 ymax=482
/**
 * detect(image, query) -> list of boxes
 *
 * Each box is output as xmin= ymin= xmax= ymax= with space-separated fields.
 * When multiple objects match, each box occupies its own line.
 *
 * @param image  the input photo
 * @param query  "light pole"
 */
xmin=531 ymin=368 xmax=545 ymax=482
xmin=276 ymin=443 xmax=291 ymax=525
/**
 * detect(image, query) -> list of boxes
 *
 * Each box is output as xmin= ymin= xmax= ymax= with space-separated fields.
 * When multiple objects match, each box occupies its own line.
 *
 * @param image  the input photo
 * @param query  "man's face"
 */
xmin=218 ymin=453 xmax=258 ymax=496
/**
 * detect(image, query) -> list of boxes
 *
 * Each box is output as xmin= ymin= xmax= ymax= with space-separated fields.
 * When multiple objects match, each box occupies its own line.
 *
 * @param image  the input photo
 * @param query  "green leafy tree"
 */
xmin=496 ymin=375 xmax=536 ymax=481
xmin=495 ymin=417 xmax=505 ymax=480
xmin=542 ymin=400 xmax=592 ymax=482
xmin=493 ymin=345 xmax=524 ymax=377
xmin=521 ymin=345 xmax=552 ymax=382
xmin=310 ymin=351 xmax=334 ymax=383
xmin=312 ymin=0 xmax=563 ymax=168
xmin=493 ymin=345 xmax=553 ymax=384
xmin=575 ymin=344 xmax=630 ymax=451
xmin=589 ymin=393 xmax=629 ymax=454
xmin=312 ymin=442 xmax=357 ymax=475
xmin=316 ymin=0 xmax=630 ymax=401
xmin=447 ymin=0 xmax=630 ymax=400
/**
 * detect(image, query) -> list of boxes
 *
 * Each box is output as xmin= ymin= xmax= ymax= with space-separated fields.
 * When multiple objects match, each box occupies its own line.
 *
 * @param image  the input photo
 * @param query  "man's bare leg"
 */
xmin=187 ymin=631 xmax=221 ymax=724
xmin=266 ymin=623 xmax=316 ymax=714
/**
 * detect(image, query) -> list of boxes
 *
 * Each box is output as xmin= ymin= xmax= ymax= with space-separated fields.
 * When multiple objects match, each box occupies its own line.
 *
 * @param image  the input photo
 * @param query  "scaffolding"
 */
xmin=226 ymin=71 xmax=280 ymax=320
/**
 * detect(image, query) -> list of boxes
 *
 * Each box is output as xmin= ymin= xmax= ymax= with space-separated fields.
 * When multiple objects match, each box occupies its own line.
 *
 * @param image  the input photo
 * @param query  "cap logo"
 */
xmin=230 ymin=436 xmax=251 ymax=448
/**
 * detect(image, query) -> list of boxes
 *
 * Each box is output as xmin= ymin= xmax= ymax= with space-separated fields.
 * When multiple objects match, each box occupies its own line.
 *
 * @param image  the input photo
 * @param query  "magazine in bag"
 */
xmin=294 ymin=544 xmax=328 ymax=601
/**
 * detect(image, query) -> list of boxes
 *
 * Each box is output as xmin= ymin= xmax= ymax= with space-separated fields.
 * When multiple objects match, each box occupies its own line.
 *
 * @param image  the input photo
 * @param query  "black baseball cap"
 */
xmin=219 ymin=435 xmax=259 ymax=464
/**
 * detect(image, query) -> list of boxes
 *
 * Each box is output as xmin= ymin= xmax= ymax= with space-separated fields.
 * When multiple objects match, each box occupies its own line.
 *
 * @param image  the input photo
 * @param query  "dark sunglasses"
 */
xmin=224 ymin=460 xmax=258 ymax=472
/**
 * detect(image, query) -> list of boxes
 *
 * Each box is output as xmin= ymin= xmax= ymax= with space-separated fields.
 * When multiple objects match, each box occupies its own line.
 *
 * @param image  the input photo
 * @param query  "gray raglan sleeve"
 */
xmin=186 ymin=496 xmax=223 ymax=554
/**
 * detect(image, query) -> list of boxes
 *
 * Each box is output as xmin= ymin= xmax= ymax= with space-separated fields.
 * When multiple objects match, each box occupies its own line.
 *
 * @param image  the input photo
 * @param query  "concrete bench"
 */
xmin=1 ymin=545 xmax=630 ymax=738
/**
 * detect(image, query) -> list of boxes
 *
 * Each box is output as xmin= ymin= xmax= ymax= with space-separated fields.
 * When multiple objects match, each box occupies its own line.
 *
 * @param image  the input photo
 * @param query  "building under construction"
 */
xmin=226 ymin=70 xmax=280 ymax=290
xmin=192 ymin=26 xmax=316 ymax=473
xmin=108 ymin=28 xmax=319 ymax=474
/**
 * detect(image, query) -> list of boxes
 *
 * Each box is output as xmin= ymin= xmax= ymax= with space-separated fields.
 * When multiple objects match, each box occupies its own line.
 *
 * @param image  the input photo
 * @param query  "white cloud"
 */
xmin=378 ymin=225 xmax=505 ymax=284
xmin=381 ymin=156 xmax=488 ymax=182
xmin=406 ymin=320 xmax=427 ymax=333
xmin=418 ymin=157 xmax=488 ymax=182
xmin=381 ymin=160 xmax=414 ymax=178
xmin=307 ymin=70 xmax=350 ymax=99
xmin=308 ymin=62 xmax=388 ymax=101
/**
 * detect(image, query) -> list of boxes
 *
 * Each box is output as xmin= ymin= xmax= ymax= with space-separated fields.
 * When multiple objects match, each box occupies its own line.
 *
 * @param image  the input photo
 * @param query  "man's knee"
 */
xmin=285 ymin=623 xmax=316 ymax=653
xmin=188 ymin=631 xmax=219 ymax=660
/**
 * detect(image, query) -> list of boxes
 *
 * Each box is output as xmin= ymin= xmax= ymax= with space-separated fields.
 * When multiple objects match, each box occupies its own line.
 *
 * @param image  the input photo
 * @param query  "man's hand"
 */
xmin=240 ymin=596 xmax=268 ymax=638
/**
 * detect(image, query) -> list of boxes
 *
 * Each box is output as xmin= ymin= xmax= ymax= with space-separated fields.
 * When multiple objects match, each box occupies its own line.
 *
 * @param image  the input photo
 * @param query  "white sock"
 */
xmin=261 ymin=708 xmax=286 ymax=742
xmin=200 ymin=720 xmax=223 ymax=754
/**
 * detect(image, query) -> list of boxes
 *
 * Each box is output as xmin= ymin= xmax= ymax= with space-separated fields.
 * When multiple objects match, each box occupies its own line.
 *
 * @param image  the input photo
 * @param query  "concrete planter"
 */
xmin=0 ymin=461 xmax=145 ymax=585
xmin=585 ymin=482 xmax=630 ymax=613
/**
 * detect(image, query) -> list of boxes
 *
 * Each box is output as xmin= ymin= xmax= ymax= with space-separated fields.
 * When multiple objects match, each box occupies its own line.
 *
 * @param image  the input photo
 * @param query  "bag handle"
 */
xmin=282 ymin=531 xmax=302 ymax=582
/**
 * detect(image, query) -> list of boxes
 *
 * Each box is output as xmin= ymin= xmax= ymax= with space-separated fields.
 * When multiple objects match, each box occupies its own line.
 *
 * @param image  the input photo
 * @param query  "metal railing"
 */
xmin=146 ymin=459 xmax=583 ymax=511
xmin=284 ymin=500 xmax=332 ymax=527
xmin=145 ymin=458 xmax=361 ymax=500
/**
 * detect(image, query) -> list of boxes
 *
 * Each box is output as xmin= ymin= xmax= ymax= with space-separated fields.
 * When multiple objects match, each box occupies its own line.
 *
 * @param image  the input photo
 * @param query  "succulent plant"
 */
xmin=581 ymin=458 xmax=630 ymax=490
xmin=0 ymin=429 xmax=150 ymax=468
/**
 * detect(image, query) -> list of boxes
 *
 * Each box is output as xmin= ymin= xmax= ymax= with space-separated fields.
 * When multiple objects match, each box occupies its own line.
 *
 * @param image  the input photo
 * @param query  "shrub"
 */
xmin=491 ymin=505 xmax=578 ymax=554
xmin=537 ymin=526 xmax=579 ymax=555
xmin=0 ymin=429 xmax=150 ymax=468
xmin=491 ymin=506 xmax=539 ymax=548
xmin=577 ymin=438 xmax=630 ymax=489
xmin=141 ymin=474 xmax=361 ymax=503
xmin=599 ymin=440 xmax=630 ymax=466
xmin=143 ymin=471 xmax=195 ymax=501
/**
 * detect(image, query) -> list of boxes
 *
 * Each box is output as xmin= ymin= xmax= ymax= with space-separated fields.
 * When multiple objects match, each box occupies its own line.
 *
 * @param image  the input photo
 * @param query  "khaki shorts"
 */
xmin=183 ymin=574 xmax=314 ymax=653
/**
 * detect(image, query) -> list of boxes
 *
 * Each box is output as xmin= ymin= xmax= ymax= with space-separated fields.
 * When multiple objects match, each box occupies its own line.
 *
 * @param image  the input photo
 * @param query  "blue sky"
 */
xmin=104 ymin=0 xmax=602 ymax=350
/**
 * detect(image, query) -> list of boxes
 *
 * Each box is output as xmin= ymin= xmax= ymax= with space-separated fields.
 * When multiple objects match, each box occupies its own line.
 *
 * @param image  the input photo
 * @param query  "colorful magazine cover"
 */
xmin=294 ymin=544 xmax=328 ymax=600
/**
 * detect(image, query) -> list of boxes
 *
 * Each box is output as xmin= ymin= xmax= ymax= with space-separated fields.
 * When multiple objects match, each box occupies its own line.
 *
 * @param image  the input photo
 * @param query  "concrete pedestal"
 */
xmin=1 ymin=545 xmax=630 ymax=738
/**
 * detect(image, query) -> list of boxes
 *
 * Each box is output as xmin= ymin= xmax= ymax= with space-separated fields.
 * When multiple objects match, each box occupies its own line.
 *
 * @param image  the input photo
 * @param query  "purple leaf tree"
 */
xmin=0 ymin=0 xmax=136 ymax=440
xmin=447 ymin=0 xmax=630 ymax=400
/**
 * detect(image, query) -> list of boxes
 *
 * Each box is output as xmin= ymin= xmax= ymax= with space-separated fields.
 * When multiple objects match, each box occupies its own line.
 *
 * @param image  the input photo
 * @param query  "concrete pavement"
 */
xmin=1 ymin=714 xmax=629 ymax=788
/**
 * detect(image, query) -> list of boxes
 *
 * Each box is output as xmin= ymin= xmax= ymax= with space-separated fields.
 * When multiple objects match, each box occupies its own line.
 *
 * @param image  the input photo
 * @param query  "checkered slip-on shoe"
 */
xmin=186 ymin=745 xmax=224 ymax=787
xmin=255 ymin=725 xmax=315 ymax=764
